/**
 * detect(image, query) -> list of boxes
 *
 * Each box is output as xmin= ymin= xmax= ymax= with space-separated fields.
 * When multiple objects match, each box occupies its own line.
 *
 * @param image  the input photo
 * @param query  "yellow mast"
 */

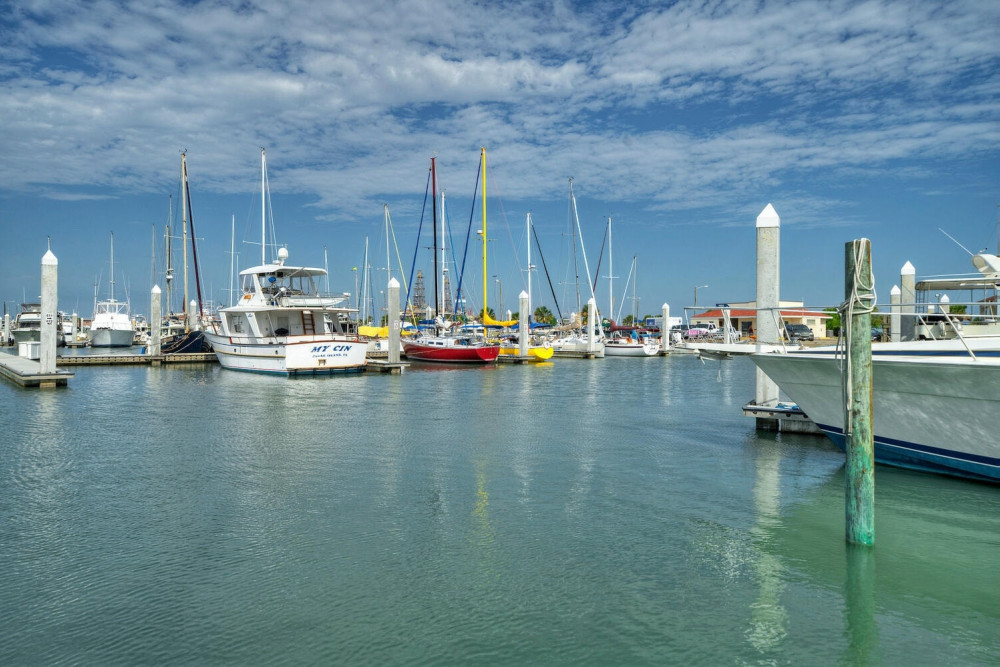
xmin=481 ymin=146 xmax=487 ymax=321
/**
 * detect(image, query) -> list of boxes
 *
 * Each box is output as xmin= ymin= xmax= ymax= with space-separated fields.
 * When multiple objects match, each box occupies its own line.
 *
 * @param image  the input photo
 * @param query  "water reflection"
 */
xmin=746 ymin=437 xmax=788 ymax=655
xmin=843 ymin=543 xmax=878 ymax=663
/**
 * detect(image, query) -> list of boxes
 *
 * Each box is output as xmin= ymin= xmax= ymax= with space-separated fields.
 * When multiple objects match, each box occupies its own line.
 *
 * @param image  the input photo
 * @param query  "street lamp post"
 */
xmin=694 ymin=284 xmax=708 ymax=309
xmin=494 ymin=276 xmax=503 ymax=319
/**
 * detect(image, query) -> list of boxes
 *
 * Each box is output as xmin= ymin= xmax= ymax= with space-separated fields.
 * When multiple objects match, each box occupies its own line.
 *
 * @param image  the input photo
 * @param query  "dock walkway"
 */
xmin=0 ymin=354 xmax=74 ymax=387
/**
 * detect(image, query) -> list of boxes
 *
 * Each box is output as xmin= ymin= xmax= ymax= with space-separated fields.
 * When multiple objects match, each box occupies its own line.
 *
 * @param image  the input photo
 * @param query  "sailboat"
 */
xmin=402 ymin=152 xmax=500 ymax=363
xmin=89 ymin=232 xmax=136 ymax=347
xmin=551 ymin=179 xmax=605 ymax=358
xmin=204 ymin=148 xmax=367 ymax=374
xmin=496 ymin=212 xmax=554 ymax=360
xmin=602 ymin=224 xmax=657 ymax=357
xmin=159 ymin=152 xmax=210 ymax=354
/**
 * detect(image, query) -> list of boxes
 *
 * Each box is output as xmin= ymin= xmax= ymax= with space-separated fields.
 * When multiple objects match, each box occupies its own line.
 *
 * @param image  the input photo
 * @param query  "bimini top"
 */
xmin=239 ymin=264 xmax=326 ymax=278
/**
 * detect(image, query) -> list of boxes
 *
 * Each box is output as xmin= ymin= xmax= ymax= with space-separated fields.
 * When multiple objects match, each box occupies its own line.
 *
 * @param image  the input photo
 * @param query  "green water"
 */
xmin=1 ymin=355 xmax=997 ymax=664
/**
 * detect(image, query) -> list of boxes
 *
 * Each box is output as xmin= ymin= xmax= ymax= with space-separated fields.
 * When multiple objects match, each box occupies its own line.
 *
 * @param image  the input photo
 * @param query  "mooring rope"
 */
xmin=838 ymin=240 xmax=876 ymax=439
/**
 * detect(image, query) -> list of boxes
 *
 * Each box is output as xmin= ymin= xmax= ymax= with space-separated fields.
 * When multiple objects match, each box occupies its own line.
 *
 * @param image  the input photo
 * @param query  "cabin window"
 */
xmin=230 ymin=314 xmax=247 ymax=334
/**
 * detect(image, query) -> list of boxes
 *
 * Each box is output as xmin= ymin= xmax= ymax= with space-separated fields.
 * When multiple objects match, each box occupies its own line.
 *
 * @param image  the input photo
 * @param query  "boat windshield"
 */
xmin=243 ymin=270 xmax=319 ymax=297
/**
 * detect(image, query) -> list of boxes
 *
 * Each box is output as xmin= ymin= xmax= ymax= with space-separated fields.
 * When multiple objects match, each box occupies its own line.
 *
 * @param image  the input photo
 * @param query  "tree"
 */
xmin=533 ymin=305 xmax=556 ymax=325
xmin=479 ymin=307 xmax=495 ymax=320
xmin=623 ymin=314 xmax=634 ymax=326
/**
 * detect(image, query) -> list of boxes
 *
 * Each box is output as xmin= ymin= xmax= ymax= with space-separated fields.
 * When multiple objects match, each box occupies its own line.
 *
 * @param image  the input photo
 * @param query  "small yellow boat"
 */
xmin=498 ymin=342 xmax=554 ymax=360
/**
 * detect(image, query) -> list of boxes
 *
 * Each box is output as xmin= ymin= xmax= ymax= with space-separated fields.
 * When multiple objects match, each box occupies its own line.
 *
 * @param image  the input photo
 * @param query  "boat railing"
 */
xmin=277 ymin=294 xmax=349 ymax=308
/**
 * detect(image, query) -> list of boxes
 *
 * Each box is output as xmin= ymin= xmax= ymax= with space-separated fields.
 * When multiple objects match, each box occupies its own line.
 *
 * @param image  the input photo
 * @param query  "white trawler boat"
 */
xmin=203 ymin=149 xmax=366 ymax=375
xmin=89 ymin=232 xmax=135 ymax=347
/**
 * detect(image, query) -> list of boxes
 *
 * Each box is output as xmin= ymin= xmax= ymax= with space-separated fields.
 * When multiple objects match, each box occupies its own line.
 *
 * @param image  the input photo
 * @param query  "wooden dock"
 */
xmin=365 ymin=359 xmax=408 ymax=374
xmin=0 ymin=354 xmax=74 ymax=387
xmin=56 ymin=353 xmax=218 ymax=366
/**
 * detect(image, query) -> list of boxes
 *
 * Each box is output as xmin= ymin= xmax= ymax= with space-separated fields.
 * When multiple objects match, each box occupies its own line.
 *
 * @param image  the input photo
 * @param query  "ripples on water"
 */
xmin=1 ymin=355 xmax=997 ymax=664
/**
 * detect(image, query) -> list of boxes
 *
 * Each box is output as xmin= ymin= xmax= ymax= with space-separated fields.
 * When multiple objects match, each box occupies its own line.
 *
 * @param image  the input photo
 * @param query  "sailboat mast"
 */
xmin=110 ymin=232 xmax=116 ymax=302
xmin=481 ymin=147 xmax=487 ymax=319
xmin=228 ymin=215 xmax=235 ymax=306
xmin=569 ymin=179 xmax=581 ymax=315
xmin=384 ymin=204 xmax=391 ymax=285
xmin=526 ymin=213 xmax=533 ymax=320
xmin=184 ymin=154 xmax=205 ymax=325
xmin=572 ymin=183 xmax=598 ymax=306
xmin=632 ymin=255 xmax=638 ymax=322
xmin=431 ymin=157 xmax=439 ymax=316
xmin=165 ymin=196 xmax=173 ymax=314
xmin=441 ymin=190 xmax=448 ymax=316
xmin=181 ymin=154 xmax=189 ymax=319
xmin=608 ymin=217 xmax=613 ymax=324
xmin=261 ymin=148 xmax=267 ymax=266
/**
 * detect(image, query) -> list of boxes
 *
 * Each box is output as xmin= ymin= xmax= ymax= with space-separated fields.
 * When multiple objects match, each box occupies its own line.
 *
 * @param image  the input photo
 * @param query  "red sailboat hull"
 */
xmin=402 ymin=339 xmax=500 ymax=363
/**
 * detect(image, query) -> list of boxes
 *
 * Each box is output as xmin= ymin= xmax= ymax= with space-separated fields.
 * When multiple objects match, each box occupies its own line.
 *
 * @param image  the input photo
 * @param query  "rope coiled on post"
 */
xmin=838 ymin=241 xmax=876 ymax=439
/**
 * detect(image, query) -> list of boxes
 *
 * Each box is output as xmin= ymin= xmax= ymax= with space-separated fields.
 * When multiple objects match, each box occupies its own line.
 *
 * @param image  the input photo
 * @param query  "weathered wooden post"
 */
xmin=40 ymin=246 xmax=58 ymax=375
xmin=150 ymin=285 xmax=162 ymax=357
xmin=518 ymin=290 xmax=529 ymax=358
xmin=755 ymin=204 xmax=780 ymax=408
xmin=387 ymin=277 xmax=400 ymax=364
xmin=660 ymin=303 xmax=670 ymax=354
xmin=845 ymin=239 xmax=875 ymax=546
xmin=889 ymin=285 xmax=901 ymax=343
xmin=899 ymin=261 xmax=915 ymax=341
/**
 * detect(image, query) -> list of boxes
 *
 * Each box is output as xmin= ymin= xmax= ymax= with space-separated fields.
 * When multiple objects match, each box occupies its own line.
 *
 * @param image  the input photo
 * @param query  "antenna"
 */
xmin=938 ymin=228 xmax=974 ymax=256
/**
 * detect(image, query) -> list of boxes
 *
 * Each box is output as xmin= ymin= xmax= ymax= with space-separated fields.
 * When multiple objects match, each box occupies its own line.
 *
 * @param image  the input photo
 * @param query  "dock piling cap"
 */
xmin=756 ymin=203 xmax=780 ymax=228
xmin=42 ymin=249 xmax=58 ymax=265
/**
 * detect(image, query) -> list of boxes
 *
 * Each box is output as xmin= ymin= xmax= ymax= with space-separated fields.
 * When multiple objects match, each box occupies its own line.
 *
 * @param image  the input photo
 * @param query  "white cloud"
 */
xmin=0 ymin=0 xmax=996 ymax=228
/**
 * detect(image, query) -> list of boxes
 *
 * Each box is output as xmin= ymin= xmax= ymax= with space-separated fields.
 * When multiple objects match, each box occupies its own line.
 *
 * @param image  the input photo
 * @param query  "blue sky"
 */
xmin=2 ymin=0 xmax=998 ymax=322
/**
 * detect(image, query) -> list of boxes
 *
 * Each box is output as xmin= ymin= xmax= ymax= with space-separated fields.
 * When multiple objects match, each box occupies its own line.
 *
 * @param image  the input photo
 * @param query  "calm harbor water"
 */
xmin=1 ymin=353 xmax=997 ymax=664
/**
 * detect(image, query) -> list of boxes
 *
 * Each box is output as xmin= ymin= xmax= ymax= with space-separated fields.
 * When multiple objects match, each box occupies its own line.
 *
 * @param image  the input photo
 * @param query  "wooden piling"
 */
xmin=845 ymin=239 xmax=875 ymax=546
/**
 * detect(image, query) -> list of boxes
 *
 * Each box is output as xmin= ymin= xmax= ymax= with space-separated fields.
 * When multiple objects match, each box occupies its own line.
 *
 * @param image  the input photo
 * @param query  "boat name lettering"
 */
xmin=311 ymin=345 xmax=353 ymax=353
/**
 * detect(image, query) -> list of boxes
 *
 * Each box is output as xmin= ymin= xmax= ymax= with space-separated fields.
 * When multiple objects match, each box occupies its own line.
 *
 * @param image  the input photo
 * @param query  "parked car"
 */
xmin=784 ymin=323 xmax=814 ymax=341
xmin=683 ymin=323 xmax=718 ymax=339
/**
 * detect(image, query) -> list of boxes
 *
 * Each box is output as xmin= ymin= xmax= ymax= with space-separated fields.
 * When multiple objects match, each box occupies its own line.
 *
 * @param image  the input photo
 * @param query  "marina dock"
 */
xmin=0 ymin=354 xmax=74 ymax=387
xmin=56 ymin=352 xmax=218 ymax=366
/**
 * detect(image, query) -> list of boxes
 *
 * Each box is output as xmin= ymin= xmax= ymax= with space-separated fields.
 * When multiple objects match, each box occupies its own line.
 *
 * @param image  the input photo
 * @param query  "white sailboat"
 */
xmin=551 ymin=178 xmax=604 ymax=358
xmin=204 ymin=149 xmax=367 ymax=374
xmin=89 ymin=232 xmax=135 ymax=347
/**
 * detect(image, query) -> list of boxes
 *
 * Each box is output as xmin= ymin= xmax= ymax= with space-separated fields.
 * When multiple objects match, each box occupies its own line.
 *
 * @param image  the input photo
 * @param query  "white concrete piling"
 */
xmin=150 ymin=285 xmax=162 ymax=356
xmin=40 ymin=247 xmax=58 ymax=374
xmin=3 ymin=313 xmax=9 ymax=345
xmin=388 ymin=278 xmax=400 ymax=364
xmin=900 ymin=261 xmax=915 ymax=341
xmin=660 ymin=303 xmax=670 ymax=354
xmin=518 ymin=291 xmax=529 ymax=358
xmin=889 ymin=285 xmax=901 ymax=343
xmin=755 ymin=203 xmax=780 ymax=408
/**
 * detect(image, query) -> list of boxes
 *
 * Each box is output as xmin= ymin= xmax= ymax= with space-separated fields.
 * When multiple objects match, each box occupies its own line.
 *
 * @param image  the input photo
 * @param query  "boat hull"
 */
xmin=551 ymin=336 xmax=605 ymax=358
xmin=498 ymin=345 xmax=554 ymax=360
xmin=604 ymin=341 xmax=658 ymax=357
xmin=751 ymin=352 xmax=1000 ymax=482
xmin=89 ymin=328 xmax=135 ymax=347
xmin=205 ymin=333 xmax=367 ymax=374
xmin=403 ymin=341 xmax=499 ymax=363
